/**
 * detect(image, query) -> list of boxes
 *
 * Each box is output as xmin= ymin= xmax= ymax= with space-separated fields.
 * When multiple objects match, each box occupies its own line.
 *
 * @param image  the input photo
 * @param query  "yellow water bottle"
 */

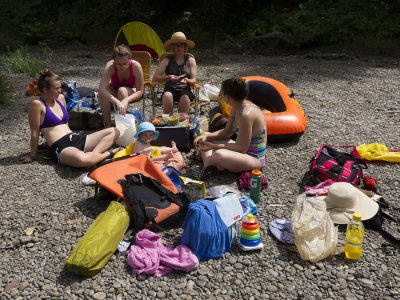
xmin=344 ymin=213 xmax=364 ymax=260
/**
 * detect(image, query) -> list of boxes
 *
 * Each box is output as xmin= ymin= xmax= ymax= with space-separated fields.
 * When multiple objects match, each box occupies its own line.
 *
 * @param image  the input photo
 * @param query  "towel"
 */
xmin=126 ymin=229 xmax=198 ymax=277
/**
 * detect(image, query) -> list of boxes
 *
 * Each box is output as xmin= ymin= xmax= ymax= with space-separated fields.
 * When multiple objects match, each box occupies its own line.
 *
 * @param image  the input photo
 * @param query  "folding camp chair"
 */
xmin=151 ymin=52 xmax=200 ymax=117
xmin=131 ymin=51 xmax=155 ymax=115
xmin=114 ymin=21 xmax=165 ymax=59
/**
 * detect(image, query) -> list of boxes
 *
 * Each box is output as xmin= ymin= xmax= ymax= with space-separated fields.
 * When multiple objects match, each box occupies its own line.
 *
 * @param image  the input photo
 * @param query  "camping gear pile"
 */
xmin=66 ymin=138 xmax=399 ymax=277
xmin=289 ymin=145 xmax=399 ymax=262
xmin=67 ymin=154 xmax=255 ymax=276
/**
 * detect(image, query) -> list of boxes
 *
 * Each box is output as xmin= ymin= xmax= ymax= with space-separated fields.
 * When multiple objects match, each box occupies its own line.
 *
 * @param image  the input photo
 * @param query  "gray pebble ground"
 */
xmin=1 ymin=45 xmax=399 ymax=299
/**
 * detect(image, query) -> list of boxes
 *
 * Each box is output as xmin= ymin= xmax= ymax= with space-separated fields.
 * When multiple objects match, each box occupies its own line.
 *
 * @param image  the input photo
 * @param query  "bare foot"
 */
xmin=170 ymin=141 xmax=178 ymax=153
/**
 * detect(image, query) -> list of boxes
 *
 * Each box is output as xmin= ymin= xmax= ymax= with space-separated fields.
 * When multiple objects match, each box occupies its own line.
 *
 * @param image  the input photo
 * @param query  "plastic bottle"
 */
xmin=250 ymin=169 xmax=262 ymax=203
xmin=344 ymin=213 xmax=364 ymax=260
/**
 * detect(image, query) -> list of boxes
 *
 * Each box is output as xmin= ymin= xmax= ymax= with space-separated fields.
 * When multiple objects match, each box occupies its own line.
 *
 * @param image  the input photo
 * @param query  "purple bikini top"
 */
xmin=39 ymin=98 xmax=69 ymax=129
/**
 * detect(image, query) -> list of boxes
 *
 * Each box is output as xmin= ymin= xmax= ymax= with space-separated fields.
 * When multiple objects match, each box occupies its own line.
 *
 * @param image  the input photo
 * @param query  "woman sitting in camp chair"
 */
xmin=98 ymin=44 xmax=144 ymax=127
xmin=152 ymin=32 xmax=197 ymax=114
xmin=19 ymin=69 xmax=120 ymax=168
xmin=194 ymin=78 xmax=267 ymax=180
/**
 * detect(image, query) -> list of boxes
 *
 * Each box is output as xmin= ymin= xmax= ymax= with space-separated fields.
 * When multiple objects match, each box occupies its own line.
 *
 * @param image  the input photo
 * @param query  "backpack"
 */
xmin=362 ymin=199 xmax=399 ymax=244
xmin=88 ymin=154 xmax=187 ymax=231
xmin=88 ymin=154 xmax=179 ymax=198
xmin=119 ymin=173 xmax=189 ymax=232
xmin=309 ymin=145 xmax=367 ymax=186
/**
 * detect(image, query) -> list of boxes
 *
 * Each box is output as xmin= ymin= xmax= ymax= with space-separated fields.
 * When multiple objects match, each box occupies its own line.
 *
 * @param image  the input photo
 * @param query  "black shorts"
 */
xmin=49 ymin=133 xmax=87 ymax=164
xmin=162 ymin=88 xmax=194 ymax=103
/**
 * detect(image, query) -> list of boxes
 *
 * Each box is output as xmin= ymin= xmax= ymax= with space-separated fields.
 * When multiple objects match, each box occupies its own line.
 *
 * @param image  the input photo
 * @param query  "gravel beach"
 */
xmin=1 ymin=45 xmax=399 ymax=299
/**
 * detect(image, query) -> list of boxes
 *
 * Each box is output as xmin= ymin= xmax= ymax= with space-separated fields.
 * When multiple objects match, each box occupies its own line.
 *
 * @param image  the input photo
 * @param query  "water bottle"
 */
xmin=344 ymin=213 xmax=364 ymax=260
xmin=250 ymin=169 xmax=262 ymax=203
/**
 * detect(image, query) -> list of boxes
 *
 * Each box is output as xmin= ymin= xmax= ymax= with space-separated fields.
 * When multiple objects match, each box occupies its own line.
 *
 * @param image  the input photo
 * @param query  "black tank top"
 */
xmin=165 ymin=55 xmax=191 ymax=91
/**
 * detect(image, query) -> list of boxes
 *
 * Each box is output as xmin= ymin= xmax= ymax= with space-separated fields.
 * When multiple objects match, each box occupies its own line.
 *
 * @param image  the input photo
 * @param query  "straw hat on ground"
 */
xmin=164 ymin=32 xmax=195 ymax=50
xmin=318 ymin=182 xmax=379 ymax=224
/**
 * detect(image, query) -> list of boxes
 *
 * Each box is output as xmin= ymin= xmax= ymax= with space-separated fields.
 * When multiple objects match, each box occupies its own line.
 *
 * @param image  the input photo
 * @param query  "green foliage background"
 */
xmin=0 ymin=0 xmax=399 ymax=54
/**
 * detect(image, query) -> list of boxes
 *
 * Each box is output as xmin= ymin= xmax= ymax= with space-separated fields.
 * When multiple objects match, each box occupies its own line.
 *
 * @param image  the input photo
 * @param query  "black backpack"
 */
xmin=362 ymin=200 xmax=400 ymax=244
xmin=119 ymin=173 xmax=189 ymax=232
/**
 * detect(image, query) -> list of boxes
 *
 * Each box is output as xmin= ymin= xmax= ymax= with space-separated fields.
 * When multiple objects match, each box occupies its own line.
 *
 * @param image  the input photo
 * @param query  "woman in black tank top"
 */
xmin=152 ymin=32 xmax=197 ymax=114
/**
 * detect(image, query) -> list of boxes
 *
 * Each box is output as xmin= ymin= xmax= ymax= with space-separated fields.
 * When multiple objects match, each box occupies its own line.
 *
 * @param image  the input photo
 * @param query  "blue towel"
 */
xmin=181 ymin=200 xmax=231 ymax=261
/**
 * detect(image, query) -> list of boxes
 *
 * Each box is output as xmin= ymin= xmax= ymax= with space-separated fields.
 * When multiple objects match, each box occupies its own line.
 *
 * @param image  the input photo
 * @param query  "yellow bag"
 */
xmin=356 ymin=143 xmax=400 ymax=163
xmin=114 ymin=141 xmax=161 ymax=159
xmin=66 ymin=201 xmax=131 ymax=276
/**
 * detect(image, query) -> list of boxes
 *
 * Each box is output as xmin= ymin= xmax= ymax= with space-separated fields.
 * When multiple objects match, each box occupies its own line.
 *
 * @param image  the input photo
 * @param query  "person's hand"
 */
xmin=19 ymin=155 xmax=34 ymax=164
xmin=166 ymin=75 xmax=181 ymax=83
xmin=117 ymin=99 xmax=128 ymax=116
xmin=180 ymin=78 xmax=190 ymax=84
xmin=198 ymin=141 xmax=215 ymax=152
xmin=194 ymin=132 xmax=209 ymax=148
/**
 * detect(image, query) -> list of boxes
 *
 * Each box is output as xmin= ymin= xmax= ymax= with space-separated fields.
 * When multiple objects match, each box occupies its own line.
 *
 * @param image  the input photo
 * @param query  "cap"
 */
xmin=353 ymin=213 xmax=362 ymax=222
xmin=251 ymin=169 xmax=262 ymax=176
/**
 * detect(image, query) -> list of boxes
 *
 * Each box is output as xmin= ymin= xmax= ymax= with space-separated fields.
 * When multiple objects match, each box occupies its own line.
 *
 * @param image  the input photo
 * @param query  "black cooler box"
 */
xmin=152 ymin=126 xmax=192 ymax=152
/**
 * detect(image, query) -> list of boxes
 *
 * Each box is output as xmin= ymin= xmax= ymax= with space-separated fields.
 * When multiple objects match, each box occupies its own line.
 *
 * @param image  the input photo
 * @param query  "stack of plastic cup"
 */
xmin=238 ymin=214 xmax=264 ymax=251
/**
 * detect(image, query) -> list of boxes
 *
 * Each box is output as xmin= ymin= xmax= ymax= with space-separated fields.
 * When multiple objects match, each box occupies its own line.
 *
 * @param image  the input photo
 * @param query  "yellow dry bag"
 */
xmin=66 ymin=201 xmax=130 ymax=276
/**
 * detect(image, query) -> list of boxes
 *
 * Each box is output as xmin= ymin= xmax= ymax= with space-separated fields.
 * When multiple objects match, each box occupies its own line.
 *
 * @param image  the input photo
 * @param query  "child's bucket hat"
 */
xmin=134 ymin=122 xmax=159 ymax=141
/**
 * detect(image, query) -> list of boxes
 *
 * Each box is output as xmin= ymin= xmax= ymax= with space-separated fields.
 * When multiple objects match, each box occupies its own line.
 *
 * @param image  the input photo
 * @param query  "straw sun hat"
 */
xmin=164 ymin=32 xmax=195 ymax=50
xmin=318 ymin=182 xmax=379 ymax=224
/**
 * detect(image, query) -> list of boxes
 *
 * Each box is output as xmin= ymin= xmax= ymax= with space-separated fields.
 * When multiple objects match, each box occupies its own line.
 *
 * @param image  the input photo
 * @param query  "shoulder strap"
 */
xmin=376 ymin=227 xmax=400 ymax=244
xmin=119 ymin=174 xmax=146 ymax=230
xmin=376 ymin=210 xmax=400 ymax=244
xmin=145 ymin=175 xmax=184 ymax=208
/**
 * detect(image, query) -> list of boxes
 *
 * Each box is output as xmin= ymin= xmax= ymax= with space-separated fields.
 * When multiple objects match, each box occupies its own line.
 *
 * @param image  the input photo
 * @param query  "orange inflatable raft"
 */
xmin=218 ymin=76 xmax=307 ymax=142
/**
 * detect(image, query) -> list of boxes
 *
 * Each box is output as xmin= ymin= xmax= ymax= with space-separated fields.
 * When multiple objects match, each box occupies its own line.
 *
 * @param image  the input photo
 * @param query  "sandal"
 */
xmin=107 ymin=147 xmax=122 ymax=159
xmin=193 ymin=149 xmax=203 ymax=162
xmin=191 ymin=165 xmax=219 ymax=181
xmin=200 ymin=166 xmax=219 ymax=180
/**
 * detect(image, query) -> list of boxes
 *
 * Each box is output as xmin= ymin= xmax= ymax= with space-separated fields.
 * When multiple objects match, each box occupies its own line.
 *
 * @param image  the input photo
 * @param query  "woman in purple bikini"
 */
xmin=98 ymin=44 xmax=144 ymax=127
xmin=19 ymin=69 xmax=120 ymax=167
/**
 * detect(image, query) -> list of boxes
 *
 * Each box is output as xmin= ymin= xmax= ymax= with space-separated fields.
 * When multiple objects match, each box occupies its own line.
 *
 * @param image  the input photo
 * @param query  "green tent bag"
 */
xmin=66 ymin=201 xmax=131 ymax=276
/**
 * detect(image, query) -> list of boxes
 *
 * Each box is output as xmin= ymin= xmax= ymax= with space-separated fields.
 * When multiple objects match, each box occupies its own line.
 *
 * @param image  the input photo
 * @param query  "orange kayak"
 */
xmin=218 ymin=76 xmax=307 ymax=142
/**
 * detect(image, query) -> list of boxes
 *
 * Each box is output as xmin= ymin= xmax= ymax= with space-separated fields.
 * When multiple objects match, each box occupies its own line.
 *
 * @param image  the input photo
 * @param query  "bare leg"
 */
xmin=117 ymin=87 xmax=135 ymax=101
xmin=157 ymin=141 xmax=178 ymax=154
xmin=98 ymin=85 xmax=117 ymax=128
xmin=199 ymin=139 xmax=231 ymax=167
xmin=207 ymin=149 xmax=262 ymax=173
xmin=178 ymin=95 xmax=190 ymax=114
xmin=85 ymin=128 xmax=120 ymax=153
xmin=151 ymin=152 xmax=173 ymax=162
xmin=162 ymin=92 xmax=174 ymax=114
xmin=59 ymin=147 xmax=120 ymax=168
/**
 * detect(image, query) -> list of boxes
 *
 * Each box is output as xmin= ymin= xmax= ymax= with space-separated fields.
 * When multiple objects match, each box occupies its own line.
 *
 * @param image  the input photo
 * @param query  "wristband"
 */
xmin=30 ymin=155 xmax=36 ymax=161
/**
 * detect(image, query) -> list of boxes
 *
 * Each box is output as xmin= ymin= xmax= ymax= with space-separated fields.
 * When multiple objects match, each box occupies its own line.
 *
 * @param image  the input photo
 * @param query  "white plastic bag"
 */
xmin=115 ymin=114 xmax=136 ymax=147
xmin=201 ymin=84 xmax=220 ymax=101
xmin=291 ymin=193 xmax=338 ymax=262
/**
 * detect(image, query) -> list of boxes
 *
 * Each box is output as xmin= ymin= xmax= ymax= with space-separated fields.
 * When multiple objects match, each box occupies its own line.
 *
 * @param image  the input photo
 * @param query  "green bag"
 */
xmin=66 ymin=201 xmax=130 ymax=276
